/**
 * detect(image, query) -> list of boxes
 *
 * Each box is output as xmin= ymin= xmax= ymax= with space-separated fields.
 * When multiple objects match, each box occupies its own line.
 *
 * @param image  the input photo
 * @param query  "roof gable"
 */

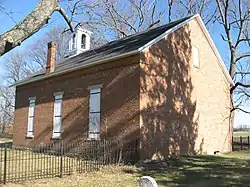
xmin=13 ymin=15 xmax=233 ymax=87
xmin=138 ymin=14 xmax=234 ymax=86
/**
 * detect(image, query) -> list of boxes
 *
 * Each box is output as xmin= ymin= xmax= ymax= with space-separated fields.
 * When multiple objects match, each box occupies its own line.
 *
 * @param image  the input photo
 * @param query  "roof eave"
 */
xmin=13 ymin=15 xmax=234 ymax=87
xmin=138 ymin=15 xmax=196 ymax=52
xmin=12 ymin=49 xmax=140 ymax=87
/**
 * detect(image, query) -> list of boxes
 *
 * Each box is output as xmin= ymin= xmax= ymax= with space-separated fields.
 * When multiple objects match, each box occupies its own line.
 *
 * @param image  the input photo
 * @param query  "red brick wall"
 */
xmin=13 ymin=55 xmax=140 ymax=147
xmin=139 ymin=20 xmax=232 ymax=159
xmin=14 ymin=19 xmax=232 ymax=159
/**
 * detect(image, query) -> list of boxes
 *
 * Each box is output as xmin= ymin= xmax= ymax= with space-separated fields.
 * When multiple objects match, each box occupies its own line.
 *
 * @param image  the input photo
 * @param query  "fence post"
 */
xmin=136 ymin=137 xmax=139 ymax=162
xmin=248 ymin=136 xmax=250 ymax=149
xmin=3 ymin=143 xmax=7 ymax=184
xmin=59 ymin=142 xmax=63 ymax=178
xmin=240 ymin=136 xmax=243 ymax=150
xmin=103 ymin=139 xmax=106 ymax=165
xmin=232 ymin=136 xmax=234 ymax=151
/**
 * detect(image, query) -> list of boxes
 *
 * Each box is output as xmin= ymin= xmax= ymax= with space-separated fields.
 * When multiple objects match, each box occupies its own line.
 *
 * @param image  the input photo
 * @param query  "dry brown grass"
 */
xmin=0 ymin=149 xmax=76 ymax=181
xmin=3 ymin=150 xmax=250 ymax=187
xmin=4 ymin=165 xmax=139 ymax=187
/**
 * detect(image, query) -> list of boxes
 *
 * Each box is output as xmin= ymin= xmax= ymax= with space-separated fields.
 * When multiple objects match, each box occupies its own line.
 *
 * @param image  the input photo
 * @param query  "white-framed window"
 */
xmin=88 ymin=85 xmax=102 ymax=140
xmin=71 ymin=34 xmax=76 ymax=50
xmin=192 ymin=46 xmax=200 ymax=68
xmin=53 ymin=92 xmax=63 ymax=138
xmin=81 ymin=34 xmax=86 ymax=49
xmin=27 ymin=97 xmax=36 ymax=138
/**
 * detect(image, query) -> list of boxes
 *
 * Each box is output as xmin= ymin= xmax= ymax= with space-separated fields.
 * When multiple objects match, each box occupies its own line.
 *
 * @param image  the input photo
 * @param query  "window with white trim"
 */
xmin=192 ymin=46 xmax=200 ymax=68
xmin=27 ymin=97 xmax=36 ymax=137
xmin=88 ymin=86 xmax=102 ymax=139
xmin=53 ymin=92 xmax=63 ymax=138
xmin=71 ymin=34 xmax=76 ymax=50
xmin=81 ymin=34 xmax=86 ymax=49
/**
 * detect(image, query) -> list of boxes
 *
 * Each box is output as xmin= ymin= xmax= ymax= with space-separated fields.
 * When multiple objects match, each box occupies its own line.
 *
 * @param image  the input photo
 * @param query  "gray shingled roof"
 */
xmin=14 ymin=16 xmax=193 ymax=86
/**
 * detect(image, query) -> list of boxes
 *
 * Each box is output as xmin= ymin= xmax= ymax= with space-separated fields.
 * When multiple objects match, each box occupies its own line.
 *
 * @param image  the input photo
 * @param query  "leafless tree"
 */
xmin=0 ymin=86 xmax=14 ymax=134
xmin=0 ymin=27 xmax=72 ymax=133
xmin=176 ymin=0 xmax=218 ymax=27
xmin=4 ymin=27 xmax=71 ymax=83
xmin=26 ymin=27 xmax=72 ymax=69
xmin=65 ymin=0 xmax=217 ymax=42
xmin=4 ymin=51 xmax=31 ymax=84
xmin=215 ymin=0 xmax=250 ymax=119
xmin=66 ymin=0 xmax=167 ymax=40
xmin=0 ymin=0 xmax=74 ymax=57
xmin=0 ymin=51 xmax=29 ymax=133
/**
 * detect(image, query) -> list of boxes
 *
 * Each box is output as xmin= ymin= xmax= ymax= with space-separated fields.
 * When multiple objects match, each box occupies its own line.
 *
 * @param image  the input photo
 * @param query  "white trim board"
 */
xmin=138 ymin=15 xmax=196 ymax=51
xmin=195 ymin=15 xmax=234 ymax=86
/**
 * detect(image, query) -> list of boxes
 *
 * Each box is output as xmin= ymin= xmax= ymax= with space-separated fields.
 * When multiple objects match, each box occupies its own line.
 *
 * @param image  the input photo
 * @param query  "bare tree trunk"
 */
xmin=229 ymin=94 xmax=234 ymax=151
xmin=118 ymin=144 xmax=123 ymax=165
xmin=215 ymin=0 xmax=250 ymax=121
xmin=0 ymin=0 xmax=73 ymax=56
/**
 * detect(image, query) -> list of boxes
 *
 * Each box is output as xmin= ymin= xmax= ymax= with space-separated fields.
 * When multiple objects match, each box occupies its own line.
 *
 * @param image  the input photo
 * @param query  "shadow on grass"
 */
xmin=126 ymin=154 xmax=250 ymax=187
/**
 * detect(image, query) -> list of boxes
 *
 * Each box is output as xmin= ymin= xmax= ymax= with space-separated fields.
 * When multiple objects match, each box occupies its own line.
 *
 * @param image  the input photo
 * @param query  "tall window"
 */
xmin=27 ymin=97 xmax=36 ymax=137
xmin=53 ymin=92 xmax=63 ymax=138
xmin=88 ymin=85 xmax=102 ymax=139
xmin=192 ymin=46 xmax=200 ymax=68
xmin=71 ymin=34 xmax=76 ymax=50
xmin=81 ymin=34 xmax=86 ymax=49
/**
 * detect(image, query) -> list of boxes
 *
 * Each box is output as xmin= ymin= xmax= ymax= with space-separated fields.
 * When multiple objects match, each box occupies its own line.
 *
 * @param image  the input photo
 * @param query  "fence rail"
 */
xmin=232 ymin=136 xmax=250 ymax=151
xmin=0 ymin=139 xmax=139 ymax=184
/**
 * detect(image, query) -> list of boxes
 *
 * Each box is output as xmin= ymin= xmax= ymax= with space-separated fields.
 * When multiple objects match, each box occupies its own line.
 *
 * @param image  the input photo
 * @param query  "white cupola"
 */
xmin=68 ymin=27 xmax=92 ymax=56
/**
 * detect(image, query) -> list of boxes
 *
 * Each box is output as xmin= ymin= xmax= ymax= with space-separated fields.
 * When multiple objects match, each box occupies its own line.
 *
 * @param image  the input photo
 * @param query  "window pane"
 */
xmin=90 ymin=93 xmax=100 ymax=112
xmin=89 ymin=87 xmax=101 ymax=139
xmin=53 ymin=93 xmax=63 ymax=138
xmin=72 ymin=34 xmax=76 ymax=49
xmin=28 ymin=102 xmax=35 ymax=117
xmin=27 ymin=131 xmax=33 ymax=137
xmin=54 ymin=99 xmax=62 ymax=116
xmin=89 ymin=132 xmax=100 ymax=139
xmin=53 ymin=116 xmax=61 ymax=133
xmin=90 ymin=88 xmax=101 ymax=94
xmin=28 ymin=117 xmax=34 ymax=133
xmin=27 ymin=98 xmax=35 ymax=137
xmin=89 ymin=113 xmax=100 ymax=132
xmin=55 ymin=94 xmax=63 ymax=100
xmin=81 ymin=34 xmax=86 ymax=49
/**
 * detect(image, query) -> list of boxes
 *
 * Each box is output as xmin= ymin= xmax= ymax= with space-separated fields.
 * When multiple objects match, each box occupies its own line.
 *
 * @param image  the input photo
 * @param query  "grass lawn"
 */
xmin=0 ymin=138 xmax=12 ymax=143
xmin=4 ymin=150 xmax=250 ymax=187
xmin=233 ymin=131 xmax=250 ymax=137
xmin=0 ymin=148 xmax=101 ymax=183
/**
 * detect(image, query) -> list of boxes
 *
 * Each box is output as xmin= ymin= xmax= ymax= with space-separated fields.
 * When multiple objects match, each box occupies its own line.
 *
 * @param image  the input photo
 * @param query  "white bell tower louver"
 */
xmin=68 ymin=27 xmax=92 ymax=56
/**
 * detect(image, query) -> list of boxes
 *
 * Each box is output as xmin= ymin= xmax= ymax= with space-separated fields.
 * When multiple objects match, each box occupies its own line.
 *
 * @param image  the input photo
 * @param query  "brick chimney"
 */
xmin=46 ymin=42 xmax=56 ymax=73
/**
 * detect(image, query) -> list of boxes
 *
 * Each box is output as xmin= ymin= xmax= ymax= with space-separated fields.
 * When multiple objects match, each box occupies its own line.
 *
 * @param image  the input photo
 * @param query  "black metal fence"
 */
xmin=232 ymin=136 xmax=250 ymax=151
xmin=0 ymin=139 xmax=139 ymax=184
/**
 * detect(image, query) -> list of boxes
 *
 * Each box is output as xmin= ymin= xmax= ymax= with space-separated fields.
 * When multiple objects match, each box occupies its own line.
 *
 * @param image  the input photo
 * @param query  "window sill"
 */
xmin=51 ymin=136 xmax=62 ymax=140
xmin=87 ymin=138 xmax=101 ymax=141
xmin=25 ymin=135 xmax=34 ymax=139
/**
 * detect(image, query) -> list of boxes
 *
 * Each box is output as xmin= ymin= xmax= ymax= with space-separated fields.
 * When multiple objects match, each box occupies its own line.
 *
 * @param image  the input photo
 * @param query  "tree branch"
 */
xmin=231 ymin=107 xmax=250 ymax=114
xmin=55 ymin=6 xmax=74 ymax=32
xmin=235 ymin=72 xmax=250 ymax=75
xmin=230 ymin=82 xmax=250 ymax=94
xmin=236 ymin=52 xmax=250 ymax=62
xmin=0 ymin=0 xmax=73 ymax=57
